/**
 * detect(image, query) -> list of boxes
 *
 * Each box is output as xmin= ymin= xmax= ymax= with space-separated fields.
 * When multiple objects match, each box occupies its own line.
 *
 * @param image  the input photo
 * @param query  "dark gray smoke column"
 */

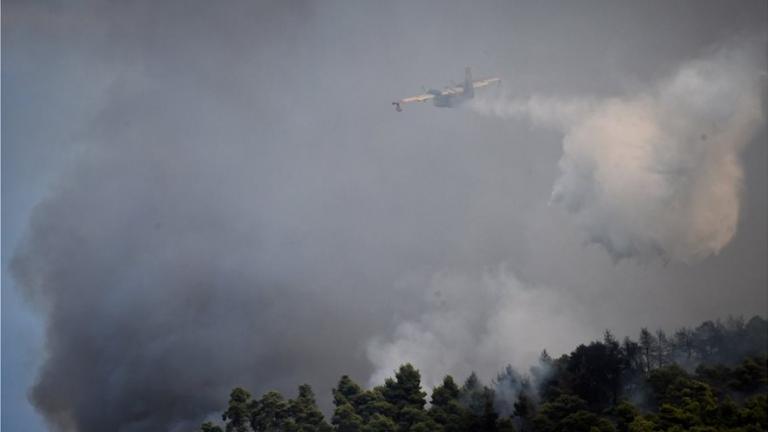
xmin=7 ymin=1 xmax=767 ymax=431
xmin=9 ymin=3 xmax=410 ymax=430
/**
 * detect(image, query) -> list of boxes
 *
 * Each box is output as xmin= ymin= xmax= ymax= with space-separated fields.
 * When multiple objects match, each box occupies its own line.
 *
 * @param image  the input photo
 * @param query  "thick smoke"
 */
xmin=366 ymin=266 xmax=595 ymax=389
xmin=472 ymin=42 xmax=766 ymax=262
xmin=6 ymin=2 xmax=767 ymax=431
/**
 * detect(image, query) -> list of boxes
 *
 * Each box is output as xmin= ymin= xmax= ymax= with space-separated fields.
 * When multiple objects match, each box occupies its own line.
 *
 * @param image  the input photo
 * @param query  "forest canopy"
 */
xmin=199 ymin=316 xmax=767 ymax=432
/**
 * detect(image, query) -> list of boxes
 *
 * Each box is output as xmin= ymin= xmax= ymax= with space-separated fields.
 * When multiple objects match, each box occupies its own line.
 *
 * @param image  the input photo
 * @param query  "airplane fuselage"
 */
xmin=429 ymin=89 xmax=470 ymax=108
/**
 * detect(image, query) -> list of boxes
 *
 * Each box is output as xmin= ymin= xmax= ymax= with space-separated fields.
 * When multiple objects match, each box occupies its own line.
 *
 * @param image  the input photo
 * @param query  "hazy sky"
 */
xmin=2 ymin=1 xmax=766 ymax=431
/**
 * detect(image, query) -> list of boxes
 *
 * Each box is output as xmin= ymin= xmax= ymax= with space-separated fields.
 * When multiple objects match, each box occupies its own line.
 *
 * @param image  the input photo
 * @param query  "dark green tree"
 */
xmin=289 ymin=384 xmax=331 ymax=432
xmin=611 ymin=400 xmax=638 ymax=432
xmin=494 ymin=365 xmax=526 ymax=417
xmin=200 ymin=315 xmax=768 ymax=432
xmin=331 ymin=403 xmax=364 ymax=432
xmin=383 ymin=364 xmax=428 ymax=430
xmin=431 ymin=375 xmax=460 ymax=407
xmin=383 ymin=364 xmax=427 ymax=409
xmin=333 ymin=375 xmax=363 ymax=407
xmin=222 ymin=387 xmax=253 ymax=432
xmin=332 ymin=375 xmax=372 ymax=431
xmin=512 ymin=392 xmax=535 ymax=432
xmin=532 ymin=394 xmax=587 ymax=432
xmin=363 ymin=413 xmax=398 ymax=432
xmin=200 ymin=421 xmax=225 ymax=432
xmin=496 ymin=417 xmax=516 ymax=432
xmin=250 ymin=391 xmax=291 ymax=432
xmin=460 ymin=373 xmax=499 ymax=432
xmin=557 ymin=410 xmax=615 ymax=432
xmin=430 ymin=376 xmax=468 ymax=432
xmin=354 ymin=387 xmax=397 ymax=422
xmin=741 ymin=394 xmax=767 ymax=430
xmin=729 ymin=356 xmax=768 ymax=393
xmin=565 ymin=340 xmax=622 ymax=409
xmin=400 ymin=404 xmax=440 ymax=431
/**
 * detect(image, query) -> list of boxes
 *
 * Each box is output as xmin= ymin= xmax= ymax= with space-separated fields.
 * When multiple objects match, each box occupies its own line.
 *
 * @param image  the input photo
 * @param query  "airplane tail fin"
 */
xmin=464 ymin=66 xmax=474 ymax=98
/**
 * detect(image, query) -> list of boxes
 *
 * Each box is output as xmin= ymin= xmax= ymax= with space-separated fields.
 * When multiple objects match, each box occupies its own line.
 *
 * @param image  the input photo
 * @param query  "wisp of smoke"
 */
xmin=366 ymin=266 xmax=594 ymax=389
xmin=471 ymin=41 xmax=766 ymax=262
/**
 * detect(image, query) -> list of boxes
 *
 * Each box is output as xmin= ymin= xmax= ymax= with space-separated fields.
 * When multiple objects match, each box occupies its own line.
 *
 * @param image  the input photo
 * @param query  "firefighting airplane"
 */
xmin=392 ymin=67 xmax=501 ymax=112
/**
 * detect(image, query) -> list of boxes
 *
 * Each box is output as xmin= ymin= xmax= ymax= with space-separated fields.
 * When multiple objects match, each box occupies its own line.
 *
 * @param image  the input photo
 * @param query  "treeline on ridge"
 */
xmin=198 ymin=315 xmax=767 ymax=432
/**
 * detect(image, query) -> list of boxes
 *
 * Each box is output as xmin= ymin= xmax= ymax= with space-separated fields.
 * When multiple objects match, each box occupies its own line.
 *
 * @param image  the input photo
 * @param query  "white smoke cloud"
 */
xmin=367 ymin=41 xmax=765 ymax=395
xmin=366 ymin=266 xmax=595 ymax=389
xmin=472 ymin=41 xmax=766 ymax=262
xmin=469 ymin=95 xmax=597 ymax=129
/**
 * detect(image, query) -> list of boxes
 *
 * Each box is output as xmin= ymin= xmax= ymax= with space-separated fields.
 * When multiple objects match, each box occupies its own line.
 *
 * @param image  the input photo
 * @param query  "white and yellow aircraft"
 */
xmin=392 ymin=67 xmax=500 ymax=112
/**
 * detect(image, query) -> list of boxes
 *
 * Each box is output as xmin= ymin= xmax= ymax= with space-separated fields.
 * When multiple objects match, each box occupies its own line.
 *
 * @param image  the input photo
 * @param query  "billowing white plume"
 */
xmin=472 ymin=42 xmax=766 ymax=262
xmin=366 ymin=267 xmax=594 ymax=389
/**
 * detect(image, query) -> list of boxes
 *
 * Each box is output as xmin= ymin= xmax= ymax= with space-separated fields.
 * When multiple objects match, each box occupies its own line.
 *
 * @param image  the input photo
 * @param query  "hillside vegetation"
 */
xmin=199 ymin=316 xmax=767 ymax=432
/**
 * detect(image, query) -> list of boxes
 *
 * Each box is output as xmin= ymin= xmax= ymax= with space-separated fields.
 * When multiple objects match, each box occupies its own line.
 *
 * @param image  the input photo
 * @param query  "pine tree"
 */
xmin=222 ymin=387 xmax=252 ymax=432
xmin=251 ymin=391 xmax=290 ymax=432
xmin=289 ymin=384 xmax=331 ymax=432
xmin=430 ymin=375 xmax=467 ymax=432
xmin=383 ymin=364 xmax=428 ymax=430
xmin=331 ymin=403 xmax=364 ymax=432
xmin=333 ymin=375 xmax=363 ymax=407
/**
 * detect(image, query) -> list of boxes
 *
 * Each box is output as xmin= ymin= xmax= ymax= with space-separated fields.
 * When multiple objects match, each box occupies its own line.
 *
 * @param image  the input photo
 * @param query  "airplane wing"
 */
xmin=392 ymin=74 xmax=500 ymax=111
xmin=471 ymin=77 xmax=501 ymax=89
xmin=401 ymin=94 xmax=434 ymax=103
xmin=437 ymin=77 xmax=500 ymax=98
xmin=392 ymin=93 xmax=434 ymax=111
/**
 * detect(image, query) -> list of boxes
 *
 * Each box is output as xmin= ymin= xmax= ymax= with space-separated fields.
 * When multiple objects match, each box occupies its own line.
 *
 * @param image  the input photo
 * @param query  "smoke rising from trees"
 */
xmin=366 ymin=267 xmax=594 ymax=390
xmin=5 ymin=1 xmax=766 ymax=431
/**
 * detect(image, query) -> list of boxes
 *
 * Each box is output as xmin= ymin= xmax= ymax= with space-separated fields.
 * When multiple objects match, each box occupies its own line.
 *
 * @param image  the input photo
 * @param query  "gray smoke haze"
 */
xmin=366 ymin=266 xmax=595 ymax=389
xmin=4 ymin=1 xmax=766 ymax=431
xmin=471 ymin=41 xmax=766 ymax=262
